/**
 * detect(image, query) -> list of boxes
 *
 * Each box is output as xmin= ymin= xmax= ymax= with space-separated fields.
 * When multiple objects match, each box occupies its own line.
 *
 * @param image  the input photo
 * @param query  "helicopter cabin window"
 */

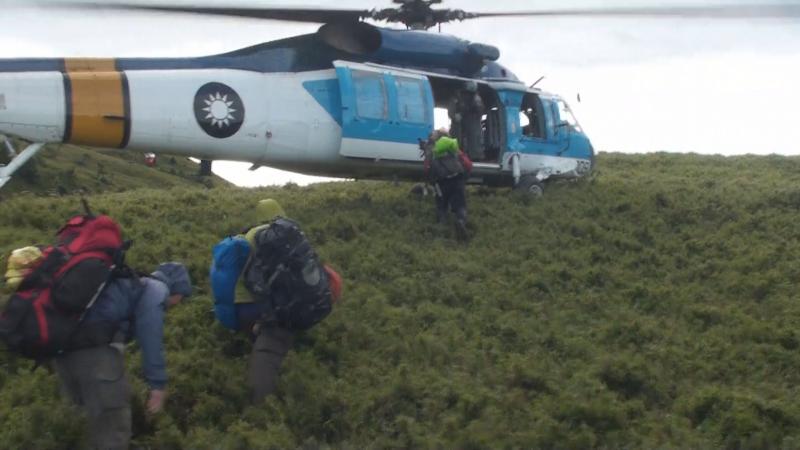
xmin=520 ymin=93 xmax=545 ymax=139
xmin=519 ymin=110 xmax=530 ymax=132
xmin=353 ymin=70 xmax=388 ymax=120
xmin=394 ymin=76 xmax=427 ymax=124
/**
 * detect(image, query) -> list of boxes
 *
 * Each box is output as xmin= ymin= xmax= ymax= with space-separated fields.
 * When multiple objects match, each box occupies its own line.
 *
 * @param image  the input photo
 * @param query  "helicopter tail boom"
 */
xmin=0 ymin=58 xmax=130 ymax=149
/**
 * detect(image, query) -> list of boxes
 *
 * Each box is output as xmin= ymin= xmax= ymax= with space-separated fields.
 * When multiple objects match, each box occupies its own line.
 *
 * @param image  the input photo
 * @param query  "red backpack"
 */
xmin=0 ymin=208 xmax=126 ymax=358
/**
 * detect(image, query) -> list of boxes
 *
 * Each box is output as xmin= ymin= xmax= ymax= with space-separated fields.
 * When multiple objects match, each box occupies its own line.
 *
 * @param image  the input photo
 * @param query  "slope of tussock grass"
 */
xmin=2 ymin=152 xmax=800 ymax=448
xmin=0 ymin=143 xmax=229 ymax=196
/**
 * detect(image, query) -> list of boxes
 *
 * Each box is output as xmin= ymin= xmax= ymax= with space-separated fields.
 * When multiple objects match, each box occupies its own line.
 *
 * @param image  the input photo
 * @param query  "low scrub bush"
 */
xmin=1 ymin=152 xmax=800 ymax=447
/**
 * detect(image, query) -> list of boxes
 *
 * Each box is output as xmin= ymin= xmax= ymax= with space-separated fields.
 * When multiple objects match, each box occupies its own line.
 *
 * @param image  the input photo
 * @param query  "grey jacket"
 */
xmin=82 ymin=276 xmax=170 ymax=389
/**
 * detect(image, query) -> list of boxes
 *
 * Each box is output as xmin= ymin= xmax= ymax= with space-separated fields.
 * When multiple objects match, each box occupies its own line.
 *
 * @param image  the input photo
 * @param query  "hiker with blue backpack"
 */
xmin=211 ymin=198 xmax=342 ymax=403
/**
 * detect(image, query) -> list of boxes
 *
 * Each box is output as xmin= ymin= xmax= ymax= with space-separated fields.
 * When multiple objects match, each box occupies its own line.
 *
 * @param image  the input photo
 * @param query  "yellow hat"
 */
xmin=4 ymin=246 xmax=43 ymax=292
xmin=4 ymin=276 xmax=24 ymax=292
xmin=8 ymin=246 xmax=42 ymax=269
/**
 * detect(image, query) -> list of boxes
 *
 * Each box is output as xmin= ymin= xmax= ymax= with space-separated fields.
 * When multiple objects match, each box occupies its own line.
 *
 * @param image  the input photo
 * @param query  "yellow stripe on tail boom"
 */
xmin=63 ymin=58 xmax=130 ymax=148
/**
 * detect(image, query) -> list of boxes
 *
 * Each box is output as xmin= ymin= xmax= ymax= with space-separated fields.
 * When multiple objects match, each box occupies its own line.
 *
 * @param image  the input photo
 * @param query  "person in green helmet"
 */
xmin=425 ymin=131 xmax=473 ymax=240
xmin=211 ymin=198 xmax=341 ymax=403
xmin=242 ymin=199 xmax=297 ymax=402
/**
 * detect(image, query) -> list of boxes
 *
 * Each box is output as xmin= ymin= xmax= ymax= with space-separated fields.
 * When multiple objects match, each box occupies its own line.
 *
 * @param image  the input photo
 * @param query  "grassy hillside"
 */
xmin=2 ymin=152 xmax=800 ymax=448
xmin=0 ymin=142 xmax=229 ymax=196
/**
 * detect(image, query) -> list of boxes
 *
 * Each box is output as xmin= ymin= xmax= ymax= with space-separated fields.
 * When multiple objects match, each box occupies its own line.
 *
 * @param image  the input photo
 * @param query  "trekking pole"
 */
xmin=80 ymin=197 xmax=93 ymax=217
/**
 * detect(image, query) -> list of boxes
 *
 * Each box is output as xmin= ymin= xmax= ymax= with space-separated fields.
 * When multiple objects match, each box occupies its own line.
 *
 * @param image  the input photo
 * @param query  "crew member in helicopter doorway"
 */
xmin=448 ymin=81 xmax=485 ymax=161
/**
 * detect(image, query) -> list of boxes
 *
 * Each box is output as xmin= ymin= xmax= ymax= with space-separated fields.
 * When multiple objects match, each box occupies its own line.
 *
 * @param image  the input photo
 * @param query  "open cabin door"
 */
xmin=334 ymin=61 xmax=434 ymax=162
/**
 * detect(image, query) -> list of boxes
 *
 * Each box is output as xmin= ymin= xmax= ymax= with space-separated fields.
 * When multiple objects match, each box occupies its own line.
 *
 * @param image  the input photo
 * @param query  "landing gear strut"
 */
xmin=0 ymin=141 xmax=45 ymax=189
xmin=199 ymin=159 xmax=213 ymax=176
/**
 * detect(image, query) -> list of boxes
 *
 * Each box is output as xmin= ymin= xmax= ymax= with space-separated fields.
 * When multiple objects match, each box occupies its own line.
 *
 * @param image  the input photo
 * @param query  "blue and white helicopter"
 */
xmin=0 ymin=1 xmax=794 ymax=193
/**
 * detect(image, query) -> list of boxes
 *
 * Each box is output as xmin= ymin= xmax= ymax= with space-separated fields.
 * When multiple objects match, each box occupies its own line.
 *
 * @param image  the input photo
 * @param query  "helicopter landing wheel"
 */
xmin=410 ymin=183 xmax=433 ymax=197
xmin=514 ymin=176 xmax=544 ymax=197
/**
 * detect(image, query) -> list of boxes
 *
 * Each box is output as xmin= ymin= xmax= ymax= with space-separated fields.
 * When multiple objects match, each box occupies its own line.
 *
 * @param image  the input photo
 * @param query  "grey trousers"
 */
xmin=249 ymin=326 xmax=294 ymax=404
xmin=53 ymin=345 xmax=132 ymax=450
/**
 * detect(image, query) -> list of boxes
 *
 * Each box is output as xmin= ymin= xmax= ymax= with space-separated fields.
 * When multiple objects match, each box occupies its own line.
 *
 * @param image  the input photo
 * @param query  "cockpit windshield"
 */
xmin=556 ymin=98 xmax=582 ymax=133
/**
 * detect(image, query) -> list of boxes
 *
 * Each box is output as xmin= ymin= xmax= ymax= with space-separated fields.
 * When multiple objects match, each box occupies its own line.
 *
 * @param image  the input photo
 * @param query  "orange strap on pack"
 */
xmin=324 ymin=264 xmax=342 ymax=304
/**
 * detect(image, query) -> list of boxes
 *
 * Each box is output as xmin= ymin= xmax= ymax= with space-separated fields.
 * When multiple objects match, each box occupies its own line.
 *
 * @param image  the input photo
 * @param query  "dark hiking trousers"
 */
xmin=53 ymin=345 xmax=132 ymax=450
xmin=249 ymin=326 xmax=294 ymax=403
xmin=435 ymin=175 xmax=467 ymax=223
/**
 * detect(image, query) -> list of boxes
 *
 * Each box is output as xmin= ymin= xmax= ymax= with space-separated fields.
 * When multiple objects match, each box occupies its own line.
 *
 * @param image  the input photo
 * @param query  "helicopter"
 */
xmin=0 ymin=1 xmax=797 ymax=193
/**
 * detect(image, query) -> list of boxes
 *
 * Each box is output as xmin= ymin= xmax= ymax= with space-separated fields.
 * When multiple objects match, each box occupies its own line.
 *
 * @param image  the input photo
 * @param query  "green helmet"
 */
xmin=433 ymin=136 xmax=459 ymax=158
xmin=256 ymin=199 xmax=285 ymax=222
xmin=245 ymin=199 xmax=287 ymax=245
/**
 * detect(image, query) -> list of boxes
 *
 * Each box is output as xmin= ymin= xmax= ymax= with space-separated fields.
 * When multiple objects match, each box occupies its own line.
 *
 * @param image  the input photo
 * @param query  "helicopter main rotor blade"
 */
xmin=13 ymin=1 xmax=800 ymax=30
xmin=46 ymin=2 xmax=370 ymax=24
xmin=465 ymin=4 xmax=800 ymax=20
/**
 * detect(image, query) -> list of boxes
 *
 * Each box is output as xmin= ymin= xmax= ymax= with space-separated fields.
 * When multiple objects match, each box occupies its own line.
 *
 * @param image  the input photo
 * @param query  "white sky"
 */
xmin=1 ymin=0 xmax=799 ymax=186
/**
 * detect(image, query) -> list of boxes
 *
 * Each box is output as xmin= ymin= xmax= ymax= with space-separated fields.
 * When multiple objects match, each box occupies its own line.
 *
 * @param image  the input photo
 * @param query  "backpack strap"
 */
xmin=77 ymin=272 xmax=113 ymax=323
xmin=78 ymin=262 xmax=143 ymax=323
xmin=126 ymin=276 xmax=151 ymax=317
xmin=259 ymin=238 xmax=304 ymax=295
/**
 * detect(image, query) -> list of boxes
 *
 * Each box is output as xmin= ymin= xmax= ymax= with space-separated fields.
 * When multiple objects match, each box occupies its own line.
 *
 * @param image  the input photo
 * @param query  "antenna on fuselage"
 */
xmin=530 ymin=76 xmax=545 ymax=88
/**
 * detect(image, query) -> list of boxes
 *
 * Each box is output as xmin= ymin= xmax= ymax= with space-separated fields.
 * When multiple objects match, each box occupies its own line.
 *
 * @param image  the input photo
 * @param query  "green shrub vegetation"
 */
xmin=0 ymin=143 xmax=228 ymax=196
xmin=1 ymin=152 xmax=800 ymax=448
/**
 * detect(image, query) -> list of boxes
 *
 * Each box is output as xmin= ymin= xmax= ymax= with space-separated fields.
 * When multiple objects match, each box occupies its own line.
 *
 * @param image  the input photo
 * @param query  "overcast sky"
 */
xmin=1 ymin=0 xmax=799 ymax=186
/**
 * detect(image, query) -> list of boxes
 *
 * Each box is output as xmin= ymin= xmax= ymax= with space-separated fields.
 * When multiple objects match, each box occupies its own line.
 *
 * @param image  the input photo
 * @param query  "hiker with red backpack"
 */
xmin=0 ymin=204 xmax=192 ymax=450
xmin=210 ymin=198 xmax=342 ymax=403
xmin=425 ymin=131 xmax=473 ymax=240
xmin=53 ymin=261 xmax=191 ymax=449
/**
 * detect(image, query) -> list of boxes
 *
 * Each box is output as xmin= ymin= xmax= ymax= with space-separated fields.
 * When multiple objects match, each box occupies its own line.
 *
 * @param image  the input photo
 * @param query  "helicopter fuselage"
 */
xmin=0 ymin=26 xmax=594 ymax=187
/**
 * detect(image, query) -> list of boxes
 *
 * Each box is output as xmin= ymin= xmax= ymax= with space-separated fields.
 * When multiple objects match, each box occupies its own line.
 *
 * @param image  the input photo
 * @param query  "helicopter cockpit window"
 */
xmin=520 ymin=94 xmax=544 ymax=139
xmin=353 ymin=70 xmax=388 ymax=120
xmin=556 ymin=99 xmax=582 ymax=132
xmin=394 ymin=76 xmax=428 ymax=124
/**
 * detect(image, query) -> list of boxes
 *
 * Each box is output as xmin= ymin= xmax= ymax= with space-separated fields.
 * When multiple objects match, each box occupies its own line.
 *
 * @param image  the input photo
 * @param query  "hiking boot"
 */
xmin=455 ymin=219 xmax=469 ymax=241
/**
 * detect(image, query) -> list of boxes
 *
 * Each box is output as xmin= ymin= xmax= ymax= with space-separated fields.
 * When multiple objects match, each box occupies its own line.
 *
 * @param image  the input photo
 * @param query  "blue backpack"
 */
xmin=210 ymin=236 xmax=263 ymax=331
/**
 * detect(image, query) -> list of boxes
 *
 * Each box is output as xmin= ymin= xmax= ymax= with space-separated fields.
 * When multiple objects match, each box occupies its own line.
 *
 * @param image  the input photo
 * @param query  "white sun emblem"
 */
xmin=202 ymin=92 xmax=237 ymax=128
